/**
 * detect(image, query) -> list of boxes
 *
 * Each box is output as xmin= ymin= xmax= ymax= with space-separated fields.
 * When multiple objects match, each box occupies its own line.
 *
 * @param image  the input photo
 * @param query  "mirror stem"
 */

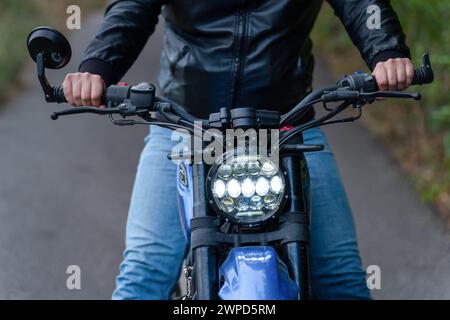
xmin=37 ymin=52 xmax=56 ymax=102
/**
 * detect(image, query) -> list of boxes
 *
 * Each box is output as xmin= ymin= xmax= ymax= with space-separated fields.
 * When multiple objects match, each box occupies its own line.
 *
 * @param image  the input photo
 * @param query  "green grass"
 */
xmin=0 ymin=1 xmax=40 ymax=98
xmin=312 ymin=1 xmax=450 ymax=216
xmin=0 ymin=0 xmax=106 ymax=101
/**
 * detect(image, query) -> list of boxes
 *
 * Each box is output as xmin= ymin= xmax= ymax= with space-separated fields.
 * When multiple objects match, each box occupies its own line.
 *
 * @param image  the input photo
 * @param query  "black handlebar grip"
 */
xmin=53 ymin=85 xmax=67 ymax=104
xmin=412 ymin=66 xmax=434 ymax=85
xmin=411 ymin=53 xmax=434 ymax=86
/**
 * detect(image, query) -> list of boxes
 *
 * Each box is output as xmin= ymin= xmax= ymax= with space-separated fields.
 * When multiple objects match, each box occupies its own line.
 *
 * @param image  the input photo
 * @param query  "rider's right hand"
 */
xmin=63 ymin=72 xmax=105 ymax=107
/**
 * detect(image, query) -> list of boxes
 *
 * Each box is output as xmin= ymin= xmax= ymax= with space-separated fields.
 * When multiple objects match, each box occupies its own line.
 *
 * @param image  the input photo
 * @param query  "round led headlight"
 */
xmin=207 ymin=153 xmax=286 ymax=226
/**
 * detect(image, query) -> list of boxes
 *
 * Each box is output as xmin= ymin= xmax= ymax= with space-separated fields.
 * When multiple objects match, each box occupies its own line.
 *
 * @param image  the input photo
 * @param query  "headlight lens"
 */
xmin=208 ymin=154 xmax=286 ymax=226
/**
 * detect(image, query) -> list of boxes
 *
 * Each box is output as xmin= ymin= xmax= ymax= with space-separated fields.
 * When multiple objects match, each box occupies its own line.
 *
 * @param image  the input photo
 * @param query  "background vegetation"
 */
xmin=0 ymin=0 xmax=105 ymax=101
xmin=313 ymin=1 xmax=450 ymax=217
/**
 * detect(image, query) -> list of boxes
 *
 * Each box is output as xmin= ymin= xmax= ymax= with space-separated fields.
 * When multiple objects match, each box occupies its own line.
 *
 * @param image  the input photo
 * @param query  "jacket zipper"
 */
xmin=230 ymin=7 xmax=249 ymax=107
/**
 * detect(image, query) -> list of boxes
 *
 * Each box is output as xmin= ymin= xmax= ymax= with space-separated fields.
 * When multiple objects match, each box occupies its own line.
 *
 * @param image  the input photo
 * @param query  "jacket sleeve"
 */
xmin=79 ymin=0 xmax=166 ymax=86
xmin=326 ymin=0 xmax=411 ymax=70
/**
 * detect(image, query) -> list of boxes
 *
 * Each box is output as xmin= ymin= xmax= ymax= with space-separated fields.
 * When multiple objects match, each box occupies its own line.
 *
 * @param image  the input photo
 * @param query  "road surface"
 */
xmin=0 ymin=12 xmax=448 ymax=299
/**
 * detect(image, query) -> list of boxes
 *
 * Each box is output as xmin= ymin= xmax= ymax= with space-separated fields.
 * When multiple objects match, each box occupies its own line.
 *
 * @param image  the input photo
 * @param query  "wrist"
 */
xmin=371 ymin=50 xmax=411 ymax=71
xmin=78 ymin=58 xmax=117 ymax=87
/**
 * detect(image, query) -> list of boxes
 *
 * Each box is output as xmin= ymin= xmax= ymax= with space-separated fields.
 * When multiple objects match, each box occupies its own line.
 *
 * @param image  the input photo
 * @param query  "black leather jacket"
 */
xmin=80 ymin=0 xmax=410 ymax=120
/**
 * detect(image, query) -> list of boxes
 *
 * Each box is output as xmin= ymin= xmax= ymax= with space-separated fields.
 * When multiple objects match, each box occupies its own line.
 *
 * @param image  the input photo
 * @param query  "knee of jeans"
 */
xmin=125 ymin=205 xmax=188 ymax=252
xmin=309 ymin=251 xmax=371 ymax=300
xmin=114 ymin=238 xmax=188 ymax=300
xmin=122 ymin=241 xmax=187 ymax=277
xmin=125 ymin=223 xmax=188 ymax=253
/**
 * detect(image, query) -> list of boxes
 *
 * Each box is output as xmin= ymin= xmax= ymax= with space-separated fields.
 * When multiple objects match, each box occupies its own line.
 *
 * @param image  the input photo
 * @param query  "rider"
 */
xmin=63 ymin=0 xmax=414 ymax=299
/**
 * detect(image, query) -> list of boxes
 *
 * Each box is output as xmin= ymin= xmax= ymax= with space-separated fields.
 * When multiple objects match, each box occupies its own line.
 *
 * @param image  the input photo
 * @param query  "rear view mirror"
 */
xmin=27 ymin=27 xmax=71 ymax=70
xmin=27 ymin=27 xmax=72 ymax=102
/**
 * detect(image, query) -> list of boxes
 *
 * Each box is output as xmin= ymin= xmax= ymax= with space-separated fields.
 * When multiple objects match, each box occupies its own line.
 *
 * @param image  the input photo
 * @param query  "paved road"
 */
xmin=0 ymin=12 xmax=449 ymax=299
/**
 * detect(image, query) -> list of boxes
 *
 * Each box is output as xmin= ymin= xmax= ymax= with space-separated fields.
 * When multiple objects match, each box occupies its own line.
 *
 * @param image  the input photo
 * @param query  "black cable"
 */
xmin=108 ymin=115 xmax=227 ymax=151
xmin=156 ymin=96 xmax=209 ymax=126
xmin=278 ymin=100 xmax=352 ymax=145
xmin=108 ymin=114 xmax=194 ymax=132
xmin=289 ymin=107 xmax=362 ymax=135
xmin=280 ymin=86 xmax=337 ymax=126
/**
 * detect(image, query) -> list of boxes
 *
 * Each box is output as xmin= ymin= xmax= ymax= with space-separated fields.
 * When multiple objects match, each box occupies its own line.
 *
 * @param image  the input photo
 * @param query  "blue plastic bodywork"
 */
xmin=177 ymin=160 xmax=194 ymax=242
xmin=219 ymin=246 xmax=299 ymax=300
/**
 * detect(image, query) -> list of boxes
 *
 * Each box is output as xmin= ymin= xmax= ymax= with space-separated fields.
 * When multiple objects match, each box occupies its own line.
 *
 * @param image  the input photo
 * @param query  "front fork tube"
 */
xmin=282 ymin=153 xmax=311 ymax=300
xmin=192 ymin=163 xmax=218 ymax=300
xmin=285 ymin=242 xmax=310 ymax=300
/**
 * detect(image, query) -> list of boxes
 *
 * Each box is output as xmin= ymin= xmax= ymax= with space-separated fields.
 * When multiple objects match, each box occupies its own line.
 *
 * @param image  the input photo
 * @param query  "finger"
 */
xmin=396 ymin=60 xmax=407 ymax=91
xmin=81 ymin=80 xmax=93 ymax=106
xmin=386 ymin=61 xmax=398 ymax=91
xmin=373 ymin=64 xmax=388 ymax=91
xmin=406 ymin=61 xmax=415 ymax=87
xmin=72 ymin=78 xmax=83 ymax=107
xmin=91 ymin=80 xmax=104 ymax=107
xmin=63 ymin=76 xmax=74 ymax=106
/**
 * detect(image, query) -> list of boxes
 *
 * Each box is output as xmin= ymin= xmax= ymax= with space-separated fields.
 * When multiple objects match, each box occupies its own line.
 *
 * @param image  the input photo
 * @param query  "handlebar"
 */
xmin=46 ymin=53 xmax=434 ymax=131
xmin=52 ymin=82 xmax=154 ymax=106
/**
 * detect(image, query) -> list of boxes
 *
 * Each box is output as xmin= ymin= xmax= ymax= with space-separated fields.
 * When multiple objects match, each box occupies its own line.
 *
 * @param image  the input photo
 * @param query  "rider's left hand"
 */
xmin=372 ymin=58 xmax=414 ymax=91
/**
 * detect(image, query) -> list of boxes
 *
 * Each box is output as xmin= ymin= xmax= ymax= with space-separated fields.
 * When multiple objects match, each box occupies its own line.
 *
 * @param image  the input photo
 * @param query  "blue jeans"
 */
xmin=112 ymin=125 xmax=371 ymax=300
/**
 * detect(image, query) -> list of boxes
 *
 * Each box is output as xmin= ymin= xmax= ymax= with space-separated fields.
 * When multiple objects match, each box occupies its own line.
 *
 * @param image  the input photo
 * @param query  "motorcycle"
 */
xmin=27 ymin=27 xmax=434 ymax=300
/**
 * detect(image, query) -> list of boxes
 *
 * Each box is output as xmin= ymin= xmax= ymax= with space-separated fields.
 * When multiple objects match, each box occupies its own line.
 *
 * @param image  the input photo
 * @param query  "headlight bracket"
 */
xmin=190 ymin=213 xmax=309 ymax=251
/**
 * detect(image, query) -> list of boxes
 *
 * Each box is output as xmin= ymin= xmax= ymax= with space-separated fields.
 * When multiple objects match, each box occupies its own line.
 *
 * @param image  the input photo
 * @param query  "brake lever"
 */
xmin=322 ymin=90 xmax=421 ymax=104
xmin=50 ymin=106 xmax=123 ymax=120
xmin=360 ymin=91 xmax=422 ymax=101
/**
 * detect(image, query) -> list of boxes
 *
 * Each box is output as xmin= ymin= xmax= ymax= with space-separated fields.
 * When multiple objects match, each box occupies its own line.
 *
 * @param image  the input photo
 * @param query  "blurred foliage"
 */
xmin=312 ymin=1 xmax=450 ymax=215
xmin=0 ymin=0 xmax=106 ymax=101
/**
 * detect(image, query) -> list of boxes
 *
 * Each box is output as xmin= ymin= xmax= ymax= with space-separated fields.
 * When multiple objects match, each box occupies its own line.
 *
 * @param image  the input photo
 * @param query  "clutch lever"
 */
xmin=50 ymin=106 xmax=123 ymax=120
